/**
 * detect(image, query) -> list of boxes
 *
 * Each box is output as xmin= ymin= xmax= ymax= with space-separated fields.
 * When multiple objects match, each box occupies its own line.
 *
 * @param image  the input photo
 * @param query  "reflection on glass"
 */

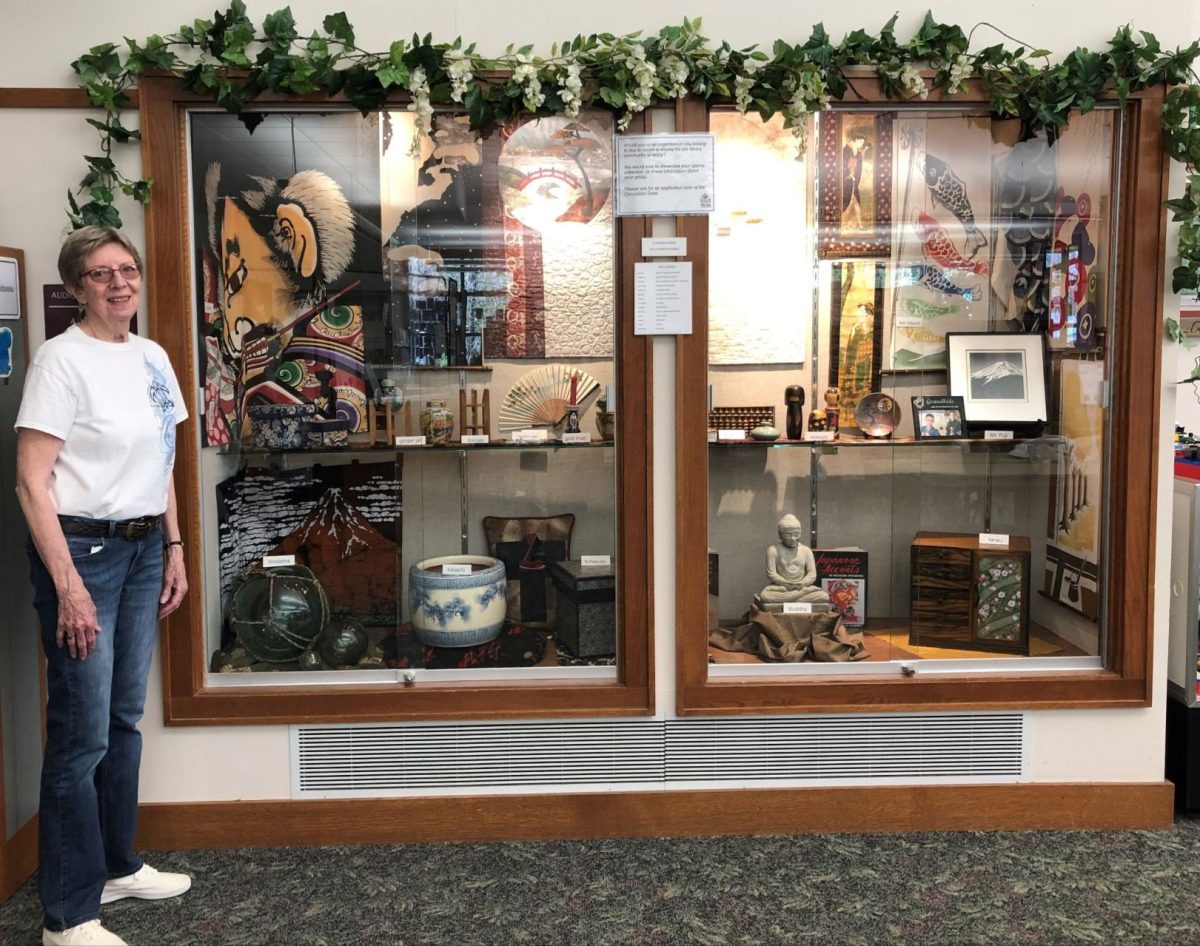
xmin=189 ymin=108 xmax=620 ymax=678
xmin=706 ymin=108 xmax=1116 ymax=674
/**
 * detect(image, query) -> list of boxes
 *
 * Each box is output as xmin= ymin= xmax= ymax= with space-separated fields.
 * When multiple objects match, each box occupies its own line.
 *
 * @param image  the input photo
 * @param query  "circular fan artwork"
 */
xmin=499 ymin=365 xmax=601 ymax=431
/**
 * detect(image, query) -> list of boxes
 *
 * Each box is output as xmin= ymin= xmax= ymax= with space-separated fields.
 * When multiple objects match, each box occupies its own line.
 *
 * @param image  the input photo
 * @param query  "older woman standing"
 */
xmin=15 ymin=227 xmax=192 ymax=946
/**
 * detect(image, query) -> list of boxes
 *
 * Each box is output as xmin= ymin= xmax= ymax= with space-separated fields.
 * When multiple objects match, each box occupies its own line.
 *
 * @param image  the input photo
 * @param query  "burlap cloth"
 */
xmin=709 ymin=606 xmax=869 ymax=663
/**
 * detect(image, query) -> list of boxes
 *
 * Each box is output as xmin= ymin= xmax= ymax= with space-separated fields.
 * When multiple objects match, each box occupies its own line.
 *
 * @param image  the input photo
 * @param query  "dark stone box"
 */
xmin=550 ymin=561 xmax=616 ymax=657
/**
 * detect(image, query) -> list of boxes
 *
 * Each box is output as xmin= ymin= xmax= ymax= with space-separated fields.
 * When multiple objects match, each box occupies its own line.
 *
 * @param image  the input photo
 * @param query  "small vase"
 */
xmin=595 ymin=410 xmax=615 ymax=441
xmin=420 ymin=399 xmax=455 ymax=445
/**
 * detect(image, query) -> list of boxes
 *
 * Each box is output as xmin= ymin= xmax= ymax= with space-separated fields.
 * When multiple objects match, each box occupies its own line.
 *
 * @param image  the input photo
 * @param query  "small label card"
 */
xmin=641 ymin=237 xmax=687 ymax=257
xmin=807 ymin=431 xmax=837 ymax=442
xmin=717 ymin=429 xmax=745 ymax=441
xmin=442 ymin=562 xmax=473 ymax=576
xmin=580 ymin=555 xmax=612 ymax=568
xmin=984 ymin=430 xmax=1014 ymax=441
xmin=460 ymin=434 xmax=490 ymax=444
xmin=783 ymin=602 xmax=815 ymax=614
xmin=395 ymin=435 xmax=427 ymax=446
xmin=512 ymin=428 xmax=550 ymax=443
xmin=562 ymin=432 xmax=592 ymax=444
xmin=262 ymin=554 xmax=296 ymax=568
xmin=979 ymin=533 xmax=1010 ymax=547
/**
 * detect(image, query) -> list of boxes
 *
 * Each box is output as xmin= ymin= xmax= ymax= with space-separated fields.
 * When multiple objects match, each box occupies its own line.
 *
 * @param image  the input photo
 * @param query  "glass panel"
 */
xmin=706 ymin=107 xmax=1116 ymax=675
xmin=188 ymin=109 xmax=619 ymax=679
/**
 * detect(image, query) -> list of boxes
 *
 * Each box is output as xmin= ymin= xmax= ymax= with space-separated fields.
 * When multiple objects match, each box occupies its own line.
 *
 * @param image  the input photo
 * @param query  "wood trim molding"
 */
xmin=0 ymin=817 xmax=38 ymax=904
xmin=0 ymin=88 xmax=137 ymax=109
xmin=675 ymin=91 xmax=1167 ymax=715
xmin=134 ymin=782 xmax=1174 ymax=850
xmin=139 ymin=77 xmax=655 ymax=724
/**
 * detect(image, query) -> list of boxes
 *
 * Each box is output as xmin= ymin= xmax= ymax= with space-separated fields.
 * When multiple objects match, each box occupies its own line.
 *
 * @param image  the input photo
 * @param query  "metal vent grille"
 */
xmin=664 ymin=713 xmax=1024 ymax=781
xmin=294 ymin=720 xmax=666 ymax=793
xmin=292 ymin=713 xmax=1024 ymax=796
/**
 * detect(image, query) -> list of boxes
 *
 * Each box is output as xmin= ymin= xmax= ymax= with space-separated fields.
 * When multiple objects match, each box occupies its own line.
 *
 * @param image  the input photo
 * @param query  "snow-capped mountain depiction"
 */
xmin=970 ymin=359 xmax=1022 ymax=385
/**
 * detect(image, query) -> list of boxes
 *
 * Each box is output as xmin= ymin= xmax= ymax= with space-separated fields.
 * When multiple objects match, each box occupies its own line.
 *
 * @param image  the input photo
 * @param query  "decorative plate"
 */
xmin=854 ymin=393 xmax=901 ymax=439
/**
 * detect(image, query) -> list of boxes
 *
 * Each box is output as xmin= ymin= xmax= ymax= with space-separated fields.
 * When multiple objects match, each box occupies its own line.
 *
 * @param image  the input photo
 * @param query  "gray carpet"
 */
xmin=5 ymin=814 xmax=1200 ymax=944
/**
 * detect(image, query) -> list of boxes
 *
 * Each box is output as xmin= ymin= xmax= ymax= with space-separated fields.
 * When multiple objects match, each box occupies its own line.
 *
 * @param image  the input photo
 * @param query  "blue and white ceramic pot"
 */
xmin=408 ymin=555 xmax=507 ymax=647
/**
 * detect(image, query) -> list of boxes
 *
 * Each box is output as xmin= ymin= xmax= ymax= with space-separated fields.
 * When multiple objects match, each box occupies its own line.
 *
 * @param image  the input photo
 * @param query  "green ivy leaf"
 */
xmin=262 ymin=8 xmax=298 ymax=50
xmin=323 ymin=12 xmax=356 ymax=47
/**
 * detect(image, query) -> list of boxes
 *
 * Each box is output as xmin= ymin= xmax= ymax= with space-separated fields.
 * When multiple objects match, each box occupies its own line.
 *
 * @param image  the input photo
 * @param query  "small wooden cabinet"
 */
xmin=910 ymin=533 xmax=1031 ymax=655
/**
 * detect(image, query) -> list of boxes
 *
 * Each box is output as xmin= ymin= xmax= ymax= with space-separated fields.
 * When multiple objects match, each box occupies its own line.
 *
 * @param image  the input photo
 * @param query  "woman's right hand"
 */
xmin=56 ymin=580 xmax=100 ymax=659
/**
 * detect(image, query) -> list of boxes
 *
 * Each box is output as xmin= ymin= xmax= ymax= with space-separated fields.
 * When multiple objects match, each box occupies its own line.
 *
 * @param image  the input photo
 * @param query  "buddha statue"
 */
xmin=754 ymin=514 xmax=831 ymax=610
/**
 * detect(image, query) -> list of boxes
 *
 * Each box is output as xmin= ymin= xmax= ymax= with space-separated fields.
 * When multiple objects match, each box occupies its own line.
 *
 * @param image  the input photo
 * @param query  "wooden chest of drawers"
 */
xmin=909 ymin=532 xmax=1030 ymax=655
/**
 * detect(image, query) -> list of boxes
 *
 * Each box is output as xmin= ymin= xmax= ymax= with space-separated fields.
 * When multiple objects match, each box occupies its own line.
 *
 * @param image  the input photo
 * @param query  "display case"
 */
xmin=675 ymin=85 xmax=1167 ymax=714
xmin=1167 ymin=468 xmax=1200 ymax=808
xmin=140 ymin=78 xmax=654 ymax=723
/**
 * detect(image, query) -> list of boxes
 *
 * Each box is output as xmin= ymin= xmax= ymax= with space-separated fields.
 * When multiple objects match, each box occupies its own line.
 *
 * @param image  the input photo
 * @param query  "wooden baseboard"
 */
xmin=1 ymin=817 xmax=38 ymax=903
xmin=135 ymin=782 xmax=1174 ymax=849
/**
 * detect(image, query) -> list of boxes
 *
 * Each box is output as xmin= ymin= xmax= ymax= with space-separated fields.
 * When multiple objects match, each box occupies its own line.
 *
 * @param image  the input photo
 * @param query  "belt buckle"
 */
xmin=121 ymin=519 xmax=151 ymax=540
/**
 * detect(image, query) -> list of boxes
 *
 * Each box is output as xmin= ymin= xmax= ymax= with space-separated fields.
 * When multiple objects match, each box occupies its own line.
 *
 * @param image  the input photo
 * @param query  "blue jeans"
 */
xmin=29 ymin=525 xmax=163 ymax=932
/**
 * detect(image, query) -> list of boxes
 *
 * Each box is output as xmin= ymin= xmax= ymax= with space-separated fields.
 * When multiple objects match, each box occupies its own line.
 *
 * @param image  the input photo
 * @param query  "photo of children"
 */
xmin=911 ymin=395 xmax=965 ymax=438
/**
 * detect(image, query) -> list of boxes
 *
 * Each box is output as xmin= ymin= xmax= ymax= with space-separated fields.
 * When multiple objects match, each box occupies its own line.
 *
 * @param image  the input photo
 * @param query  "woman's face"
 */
xmin=75 ymin=242 xmax=141 ymax=323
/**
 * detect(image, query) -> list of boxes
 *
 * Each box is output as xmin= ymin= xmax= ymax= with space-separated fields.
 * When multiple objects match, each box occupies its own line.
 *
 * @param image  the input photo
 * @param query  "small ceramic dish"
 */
xmin=854 ymin=393 xmax=900 ymax=438
xmin=749 ymin=425 xmax=782 ymax=441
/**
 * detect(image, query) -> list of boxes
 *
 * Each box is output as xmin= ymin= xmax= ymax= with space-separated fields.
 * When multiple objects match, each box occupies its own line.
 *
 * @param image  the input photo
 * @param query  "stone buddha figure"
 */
xmin=755 ymin=514 xmax=831 ymax=611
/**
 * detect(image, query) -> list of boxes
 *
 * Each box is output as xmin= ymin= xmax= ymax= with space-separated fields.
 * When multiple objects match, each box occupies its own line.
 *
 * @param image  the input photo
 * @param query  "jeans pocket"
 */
xmin=64 ymin=534 xmax=106 ymax=560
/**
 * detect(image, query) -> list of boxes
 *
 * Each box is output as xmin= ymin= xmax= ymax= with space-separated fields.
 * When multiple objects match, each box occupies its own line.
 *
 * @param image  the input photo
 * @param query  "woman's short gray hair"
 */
xmin=58 ymin=226 xmax=143 ymax=291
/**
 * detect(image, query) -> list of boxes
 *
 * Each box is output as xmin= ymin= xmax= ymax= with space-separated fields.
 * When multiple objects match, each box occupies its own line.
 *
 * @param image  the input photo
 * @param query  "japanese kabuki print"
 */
xmin=191 ymin=112 xmax=382 ymax=447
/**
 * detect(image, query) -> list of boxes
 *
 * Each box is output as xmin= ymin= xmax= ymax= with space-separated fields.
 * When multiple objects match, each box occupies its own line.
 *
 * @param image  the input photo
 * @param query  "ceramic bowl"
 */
xmin=749 ymin=425 xmax=782 ymax=441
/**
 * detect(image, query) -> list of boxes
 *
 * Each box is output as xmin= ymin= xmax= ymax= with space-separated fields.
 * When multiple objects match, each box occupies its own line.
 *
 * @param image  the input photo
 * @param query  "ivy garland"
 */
xmin=70 ymin=4 xmax=1200 ymax=307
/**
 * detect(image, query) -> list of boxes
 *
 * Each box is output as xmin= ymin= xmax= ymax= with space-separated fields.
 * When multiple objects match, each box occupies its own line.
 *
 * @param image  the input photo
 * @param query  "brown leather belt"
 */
xmin=58 ymin=514 xmax=161 ymax=541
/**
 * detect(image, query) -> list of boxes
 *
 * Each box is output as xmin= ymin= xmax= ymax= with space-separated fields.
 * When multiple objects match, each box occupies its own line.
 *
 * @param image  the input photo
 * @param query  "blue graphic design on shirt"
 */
xmin=144 ymin=355 xmax=176 ymax=473
xmin=0 ymin=328 xmax=11 ymax=379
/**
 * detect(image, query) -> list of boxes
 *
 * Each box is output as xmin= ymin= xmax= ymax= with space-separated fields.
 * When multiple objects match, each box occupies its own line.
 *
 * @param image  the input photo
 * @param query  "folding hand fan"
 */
xmin=498 ymin=365 xmax=600 ymax=431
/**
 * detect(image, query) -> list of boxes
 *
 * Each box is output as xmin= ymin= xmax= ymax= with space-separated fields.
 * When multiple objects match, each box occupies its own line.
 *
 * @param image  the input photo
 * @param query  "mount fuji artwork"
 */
xmin=968 ymin=351 xmax=1026 ymax=401
xmin=217 ymin=462 xmax=402 ymax=625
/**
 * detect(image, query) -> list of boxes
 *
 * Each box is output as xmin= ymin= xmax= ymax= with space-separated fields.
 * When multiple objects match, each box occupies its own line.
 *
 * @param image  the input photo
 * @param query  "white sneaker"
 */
xmin=42 ymin=919 xmax=128 ymax=945
xmin=100 ymin=863 xmax=191 ymax=904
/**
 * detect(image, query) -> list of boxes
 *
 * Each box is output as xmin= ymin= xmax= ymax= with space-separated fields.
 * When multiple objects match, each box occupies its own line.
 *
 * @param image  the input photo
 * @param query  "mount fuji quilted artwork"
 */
xmin=217 ymin=462 xmax=402 ymax=626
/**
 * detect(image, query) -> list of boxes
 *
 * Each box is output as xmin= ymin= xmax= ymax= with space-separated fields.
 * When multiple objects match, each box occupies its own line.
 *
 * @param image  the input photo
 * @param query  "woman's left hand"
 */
xmin=159 ymin=545 xmax=189 ymax=618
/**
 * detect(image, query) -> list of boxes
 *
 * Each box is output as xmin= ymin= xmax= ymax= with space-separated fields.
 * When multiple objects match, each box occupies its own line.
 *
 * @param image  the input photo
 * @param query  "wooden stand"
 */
xmin=460 ymin=388 xmax=490 ymax=437
xmin=366 ymin=400 xmax=413 ymax=445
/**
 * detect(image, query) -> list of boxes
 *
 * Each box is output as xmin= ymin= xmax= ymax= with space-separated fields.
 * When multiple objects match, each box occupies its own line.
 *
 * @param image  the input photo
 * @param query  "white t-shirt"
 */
xmin=15 ymin=324 xmax=188 ymax=520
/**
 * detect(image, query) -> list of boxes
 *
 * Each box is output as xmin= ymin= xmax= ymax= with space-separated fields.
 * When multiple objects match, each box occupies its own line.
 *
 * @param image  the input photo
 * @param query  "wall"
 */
xmin=0 ymin=0 xmax=1194 ymax=808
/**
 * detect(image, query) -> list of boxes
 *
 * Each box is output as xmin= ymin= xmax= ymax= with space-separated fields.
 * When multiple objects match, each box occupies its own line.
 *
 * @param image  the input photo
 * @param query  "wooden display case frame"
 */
xmin=140 ymin=76 xmax=654 ymax=724
xmin=675 ymin=86 xmax=1168 ymax=715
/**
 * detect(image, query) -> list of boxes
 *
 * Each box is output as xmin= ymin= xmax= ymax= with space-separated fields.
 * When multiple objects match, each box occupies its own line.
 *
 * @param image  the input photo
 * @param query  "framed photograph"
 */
xmin=0 ymin=250 xmax=23 ymax=320
xmin=946 ymin=332 xmax=1048 ymax=431
xmin=910 ymin=395 xmax=965 ymax=439
xmin=818 ymin=112 xmax=893 ymax=258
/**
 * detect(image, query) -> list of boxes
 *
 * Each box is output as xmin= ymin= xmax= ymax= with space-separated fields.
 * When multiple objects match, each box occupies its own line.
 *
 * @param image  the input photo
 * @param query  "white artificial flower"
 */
xmin=898 ymin=62 xmax=929 ymax=100
xmin=406 ymin=66 xmax=433 ymax=155
xmin=444 ymin=48 xmax=474 ymax=104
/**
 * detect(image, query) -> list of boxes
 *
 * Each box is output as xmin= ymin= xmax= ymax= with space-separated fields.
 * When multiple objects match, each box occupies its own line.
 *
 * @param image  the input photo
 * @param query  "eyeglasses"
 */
xmin=82 ymin=263 xmax=142 ymax=285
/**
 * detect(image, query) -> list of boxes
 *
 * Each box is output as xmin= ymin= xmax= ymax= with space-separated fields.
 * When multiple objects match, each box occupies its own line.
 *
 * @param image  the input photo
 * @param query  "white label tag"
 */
xmin=717 ymin=429 xmax=744 ymax=441
xmin=562 ymin=432 xmax=591 ymax=444
xmin=395 ymin=435 xmax=427 ymax=446
xmin=641 ymin=237 xmax=687 ymax=256
xmin=442 ymin=563 xmax=472 ymax=575
xmin=512 ymin=429 xmax=550 ymax=443
xmin=262 ymin=554 xmax=296 ymax=568
xmin=984 ymin=430 xmax=1014 ymax=441
xmin=580 ymin=555 xmax=612 ymax=568
xmin=979 ymin=533 xmax=1010 ymax=547
xmin=783 ymin=602 xmax=814 ymax=614
xmin=460 ymin=434 xmax=490 ymax=444
xmin=807 ymin=431 xmax=836 ymax=442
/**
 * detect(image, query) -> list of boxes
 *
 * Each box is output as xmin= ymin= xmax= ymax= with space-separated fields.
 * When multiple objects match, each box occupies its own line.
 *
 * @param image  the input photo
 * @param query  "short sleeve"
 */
xmin=14 ymin=362 xmax=78 ymax=439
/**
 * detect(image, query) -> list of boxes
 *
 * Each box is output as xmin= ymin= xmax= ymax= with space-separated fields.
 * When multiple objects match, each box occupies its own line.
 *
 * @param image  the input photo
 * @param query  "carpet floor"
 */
xmin=5 ymin=812 xmax=1200 ymax=944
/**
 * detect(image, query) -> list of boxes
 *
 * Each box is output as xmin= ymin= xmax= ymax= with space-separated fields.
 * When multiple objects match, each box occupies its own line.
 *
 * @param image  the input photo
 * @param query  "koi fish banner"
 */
xmin=885 ymin=115 xmax=992 ymax=372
